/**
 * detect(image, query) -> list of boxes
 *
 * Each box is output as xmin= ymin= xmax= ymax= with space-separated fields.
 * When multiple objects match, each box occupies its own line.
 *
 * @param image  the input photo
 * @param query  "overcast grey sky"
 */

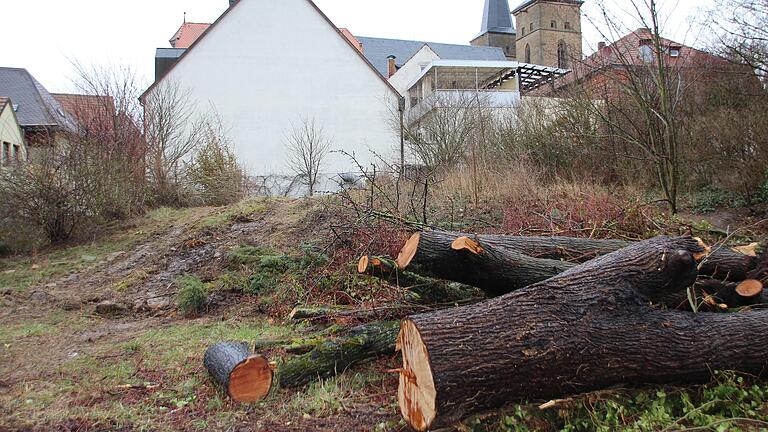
xmin=2 ymin=0 xmax=716 ymax=93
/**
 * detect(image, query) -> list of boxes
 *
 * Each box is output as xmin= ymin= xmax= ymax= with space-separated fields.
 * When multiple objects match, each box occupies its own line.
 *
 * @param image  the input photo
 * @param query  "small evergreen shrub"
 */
xmin=177 ymin=275 xmax=207 ymax=314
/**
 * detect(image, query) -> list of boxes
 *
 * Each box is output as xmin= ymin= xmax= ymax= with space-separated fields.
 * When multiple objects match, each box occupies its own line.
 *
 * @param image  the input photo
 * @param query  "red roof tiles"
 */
xmin=170 ymin=22 xmax=211 ymax=49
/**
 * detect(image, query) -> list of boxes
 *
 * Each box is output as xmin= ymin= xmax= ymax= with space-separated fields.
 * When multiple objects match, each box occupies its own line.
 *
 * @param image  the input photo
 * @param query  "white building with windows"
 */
xmin=0 ymin=97 xmax=26 ymax=166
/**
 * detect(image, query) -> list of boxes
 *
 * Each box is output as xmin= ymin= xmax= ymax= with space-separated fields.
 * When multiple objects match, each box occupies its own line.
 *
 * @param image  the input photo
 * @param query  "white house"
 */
xmin=0 ymin=97 xmax=26 ymax=166
xmin=142 ymin=0 xmax=401 ymax=194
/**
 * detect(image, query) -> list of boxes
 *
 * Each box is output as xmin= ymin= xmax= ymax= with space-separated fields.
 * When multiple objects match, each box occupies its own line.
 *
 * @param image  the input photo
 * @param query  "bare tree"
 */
xmin=285 ymin=117 xmax=331 ymax=197
xmin=710 ymin=0 xmax=768 ymax=79
xmin=142 ymin=80 xmax=204 ymax=206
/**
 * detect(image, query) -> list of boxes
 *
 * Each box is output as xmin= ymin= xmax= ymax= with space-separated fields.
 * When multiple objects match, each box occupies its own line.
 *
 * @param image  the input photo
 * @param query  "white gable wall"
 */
xmin=389 ymin=45 xmax=441 ymax=96
xmin=150 ymin=0 xmax=398 ymax=178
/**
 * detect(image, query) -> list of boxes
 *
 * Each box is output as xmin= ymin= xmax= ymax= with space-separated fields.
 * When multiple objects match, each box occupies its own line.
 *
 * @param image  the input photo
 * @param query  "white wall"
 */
xmin=389 ymin=45 xmax=440 ymax=97
xmin=147 ymin=0 xmax=399 ymax=178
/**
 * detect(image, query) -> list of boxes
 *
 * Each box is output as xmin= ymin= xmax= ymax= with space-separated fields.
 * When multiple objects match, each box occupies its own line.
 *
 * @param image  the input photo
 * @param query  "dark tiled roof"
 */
xmin=0 ymin=67 xmax=77 ymax=130
xmin=357 ymin=36 xmax=508 ymax=77
xmin=479 ymin=0 xmax=516 ymax=37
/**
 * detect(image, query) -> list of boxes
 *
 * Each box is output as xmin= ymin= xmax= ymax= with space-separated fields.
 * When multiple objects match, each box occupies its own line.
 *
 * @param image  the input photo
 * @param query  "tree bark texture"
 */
xmin=278 ymin=321 xmax=398 ymax=388
xmin=396 ymin=237 xmax=768 ymax=431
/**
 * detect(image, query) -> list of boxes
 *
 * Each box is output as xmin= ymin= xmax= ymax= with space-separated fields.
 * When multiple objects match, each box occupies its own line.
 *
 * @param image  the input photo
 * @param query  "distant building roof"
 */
xmin=156 ymin=48 xmax=187 ymax=59
xmin=479 ymin=0 xmax=515 ymax=38
xmin=356 ymin=36 xmax=508 ymax=77
xmin=52 ymin=93 xmax=116 ymax=137
xmin=0 ymin=96 xmax=8 ymax=111
xmin=339 ymin=28 xmax=363 ymax=53
xmin=0 ymin=67 xmax=77 ymax=130
xmin=169 ymin=22 xmax=211 ymax=48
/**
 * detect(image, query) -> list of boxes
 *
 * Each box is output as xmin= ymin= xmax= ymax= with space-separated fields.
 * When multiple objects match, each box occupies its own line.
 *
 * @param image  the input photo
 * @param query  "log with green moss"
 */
xmin=277 ymin=321 xmax=399 ymax=388
xmin=358 ymin=255 xmax=484 ymax=303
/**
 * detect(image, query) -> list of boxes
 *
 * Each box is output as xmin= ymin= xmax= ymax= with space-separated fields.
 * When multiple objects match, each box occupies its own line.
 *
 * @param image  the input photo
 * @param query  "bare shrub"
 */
xmin=285 ymin=117 xmax=331 ymax=197
xmin=142 ymin=80 xmax=203 ymax=206
xmin=187 ymin=116 xmax=246 ymax=206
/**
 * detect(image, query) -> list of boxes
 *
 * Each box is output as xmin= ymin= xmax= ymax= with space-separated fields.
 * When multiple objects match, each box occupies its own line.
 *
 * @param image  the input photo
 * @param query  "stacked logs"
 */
xmin=393 ymin=232 xmax=767 ymax=430
xmin=202 ymin=230 xmax=766 ymax=427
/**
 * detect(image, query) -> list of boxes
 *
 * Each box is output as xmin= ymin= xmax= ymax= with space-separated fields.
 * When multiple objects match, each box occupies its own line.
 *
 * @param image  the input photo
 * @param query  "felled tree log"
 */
xmin=395 ymin=233 xmax=573 ymax=296
xmin=203 ymin=342 xmax=273 ymax=402
xmin=397 ymin=230 xmax=758 ymax=281
xmin=358 ymin=255 xmax=484 ymax=303
xmin=655 ymin=279 xmax=765 ymax=311
xmin=278 ymin=321 xmax=398 ymax=388
xmin=396 ymin=237 xmax=768 ymax=431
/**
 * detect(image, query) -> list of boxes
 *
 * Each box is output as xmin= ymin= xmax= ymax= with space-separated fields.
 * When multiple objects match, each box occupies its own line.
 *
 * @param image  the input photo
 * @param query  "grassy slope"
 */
xmin=1 ymin=198 xmax=767 ymax=432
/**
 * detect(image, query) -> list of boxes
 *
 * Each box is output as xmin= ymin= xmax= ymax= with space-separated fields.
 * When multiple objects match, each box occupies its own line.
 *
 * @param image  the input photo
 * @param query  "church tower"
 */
xmin=512 ymin=0 xmax=583 ymax=68
xmin=470 ymin=0 xmax=517 ymax=59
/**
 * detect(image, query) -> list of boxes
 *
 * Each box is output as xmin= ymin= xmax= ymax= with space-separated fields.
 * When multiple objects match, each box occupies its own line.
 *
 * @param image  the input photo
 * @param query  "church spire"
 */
xmin=479 ymin=0 xmax=515 ymax=36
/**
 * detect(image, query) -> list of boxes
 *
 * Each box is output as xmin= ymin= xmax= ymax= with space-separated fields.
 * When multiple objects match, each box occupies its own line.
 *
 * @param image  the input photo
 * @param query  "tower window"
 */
xmin=521 ymin=27 xmax=526 ymax=36
xmin=557 ymin=41 xmax=568 ymax=68
xmin=529 ymin=22 xmax=533 ymax=31
xmin=564 ymin=22 xmax=571 ymax=30
xmin=551 ymin=21 xmax=557 ymax=28
xmin=525 ymin=44 xmax=531 ymax=63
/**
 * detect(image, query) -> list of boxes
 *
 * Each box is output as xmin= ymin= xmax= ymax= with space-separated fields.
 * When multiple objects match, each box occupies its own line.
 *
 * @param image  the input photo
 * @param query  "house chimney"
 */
xmin=598 ymin=41 xmax=606 ymax=50
xmin=387 ymin=55 xmax=397 ymax=78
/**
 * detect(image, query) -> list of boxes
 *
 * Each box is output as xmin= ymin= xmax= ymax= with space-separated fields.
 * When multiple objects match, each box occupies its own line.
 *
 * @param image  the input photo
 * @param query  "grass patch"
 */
xmin=0 ymin=207 xmax=196 ymax=293
xmin=197 ymin=199 xmax=268 ymax=228
xmin=466 ymin=372 xmax=768 ymax=432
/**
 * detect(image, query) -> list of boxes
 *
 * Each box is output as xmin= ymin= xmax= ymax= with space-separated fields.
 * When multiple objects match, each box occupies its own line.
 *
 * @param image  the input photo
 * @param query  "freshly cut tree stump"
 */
xmin=279 ymin=321 xmax=398 ymax=388
xmin=397 ymin=237 xmax=768 ymax=431
xmin=203 ymin=342 xmax=273 ymax=403
xmin=397 ymin=230 xmax=757 ymax=281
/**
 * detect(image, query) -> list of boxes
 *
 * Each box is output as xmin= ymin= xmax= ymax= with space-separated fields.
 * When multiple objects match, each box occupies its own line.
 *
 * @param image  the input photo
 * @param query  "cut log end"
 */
xmin=693 ymin=238 xmax=711 ymax=262
xmin=736 ymin=279 xmax=763 ymax=299
xmin=396 ymin=233 xmax=421 ymax=269
xmin=451 ymin=236 xmax=484 ymax=255
xmin=397 ymin=320 xmax=437 ymax=432
xmin=357 ymin=256 xmax=370 ymax=274
xmin=227 ymin=355 xmax=273 ymax=403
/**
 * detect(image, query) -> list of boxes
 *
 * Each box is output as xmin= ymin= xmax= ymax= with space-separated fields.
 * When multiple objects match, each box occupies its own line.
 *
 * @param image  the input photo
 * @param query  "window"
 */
xmin=525 ymin=44 xmax=531 ymax=63
xmin=669 ymin=46 xmax=681 ymax=57
xmin=551 ymin=21 xmax=557 ymax=28
xmin=557 ymin=41 xmax=568 ymax=68
xmin=564 ymin=22 xmax=571 ymax=30
xmin=521 ymin=27 xmax=526 ymax=36
xmin=1 ymin=142 xmax=9 ymax=164
xmin=529 ymin=22 xmax=533 ymax=31
xmin=12 ymin=144 xmax=20 ymax=162
xmin=639 ymin=40 xmax=654 ymax=63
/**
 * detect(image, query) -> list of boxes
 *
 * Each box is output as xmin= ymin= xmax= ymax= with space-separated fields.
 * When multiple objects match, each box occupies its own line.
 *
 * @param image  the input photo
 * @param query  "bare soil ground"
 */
xmin=0 ymin=198 xmax=405 ymax=432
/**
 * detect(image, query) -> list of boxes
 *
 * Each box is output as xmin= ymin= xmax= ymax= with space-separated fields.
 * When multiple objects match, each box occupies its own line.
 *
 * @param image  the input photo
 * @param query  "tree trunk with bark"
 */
xmin=396 ymin=237 xmax=768 ymax=431
xmin=397 ymin=231 xmax=758 ymax=282
xmin=203 ymin=342 xmax=273 ymax=402
xmin=396 ymin=233 xmax=573 ymax=296
xmin=278 ymin=321 xmax=398 ymax=388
